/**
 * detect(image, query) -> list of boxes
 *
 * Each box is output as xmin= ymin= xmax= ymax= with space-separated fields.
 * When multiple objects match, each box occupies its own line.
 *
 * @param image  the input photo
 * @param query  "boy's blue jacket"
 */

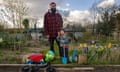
xmin=57 ymin=34 xmax=71 ymax=47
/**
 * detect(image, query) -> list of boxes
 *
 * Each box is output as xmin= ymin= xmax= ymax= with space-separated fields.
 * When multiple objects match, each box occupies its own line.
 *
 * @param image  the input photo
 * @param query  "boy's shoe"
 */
xmin=59 ymin=56 xmax=62 ymax=59
xmin=67 ymin=60 xmax=71 ymax=63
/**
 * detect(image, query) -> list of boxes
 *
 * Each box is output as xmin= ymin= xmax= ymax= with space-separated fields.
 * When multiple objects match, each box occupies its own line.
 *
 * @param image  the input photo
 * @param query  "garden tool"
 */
xmin=69 ymin=48 xmax=78 ymax=62
xmin=62 ymin=46 xmax=67 ymax=64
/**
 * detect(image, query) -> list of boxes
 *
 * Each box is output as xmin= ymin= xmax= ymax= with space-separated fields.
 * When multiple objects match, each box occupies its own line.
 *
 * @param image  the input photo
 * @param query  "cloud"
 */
xmin=57 ymin=6 xmax=70 ymax=11
xmin=97 ymin=0 xmax=115 ymax=8
xmin=0 ymin=6 xmax=14 ymax=28
xmin=37 ymin=8 xmax=98 ymax=28
xmin=66 ymin=10 xmax=94 ymax=26
xmin=24 ymin=0 xmax=65 ymax=17
xmin=66 ymin=3 xmax=70 ymax=7
xmin=0 ymin=0 xmax=3 ymax=4
xmin=37 ymin=18 xmax=44 ymax=28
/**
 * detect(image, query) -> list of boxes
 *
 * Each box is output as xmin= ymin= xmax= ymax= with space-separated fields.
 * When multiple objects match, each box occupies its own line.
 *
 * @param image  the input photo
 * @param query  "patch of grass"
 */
xmin=22 ymin=48 xmax=33 ymax=54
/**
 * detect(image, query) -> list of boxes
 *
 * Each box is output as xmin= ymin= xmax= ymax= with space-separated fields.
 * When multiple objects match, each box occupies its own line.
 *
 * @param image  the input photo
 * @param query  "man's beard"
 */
xmin=51 ymin=8 xmax=56 ymax=14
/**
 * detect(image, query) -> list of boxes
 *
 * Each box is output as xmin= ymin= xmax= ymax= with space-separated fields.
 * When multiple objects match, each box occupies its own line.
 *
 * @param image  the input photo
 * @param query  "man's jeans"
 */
xmin=49 ymin=37 xmax=62 ymax=57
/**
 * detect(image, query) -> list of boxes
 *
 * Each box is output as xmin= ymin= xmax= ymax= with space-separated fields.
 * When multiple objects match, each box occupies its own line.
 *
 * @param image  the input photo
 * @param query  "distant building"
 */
xmin=64 ymin=28 xmax=83 ymax=39
xmin=23 ymin=28 xmax=43 ymax=40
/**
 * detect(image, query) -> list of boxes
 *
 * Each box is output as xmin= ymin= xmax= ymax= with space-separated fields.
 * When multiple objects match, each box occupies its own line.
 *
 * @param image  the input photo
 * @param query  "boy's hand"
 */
xmin=61 ymin=40 xmax=64 ymax=42
xmin=47 ymin=35 xmax=50 ymax=39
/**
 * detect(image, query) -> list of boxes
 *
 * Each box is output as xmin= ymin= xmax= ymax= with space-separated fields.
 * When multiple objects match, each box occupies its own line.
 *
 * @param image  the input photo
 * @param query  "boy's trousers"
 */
xmin=61 ymin=47 xmax=68 ymax=60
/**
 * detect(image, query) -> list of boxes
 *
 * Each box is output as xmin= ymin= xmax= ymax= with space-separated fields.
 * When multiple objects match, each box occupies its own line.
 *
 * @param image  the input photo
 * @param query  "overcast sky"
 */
xmin=23 ymin=0 xmax=120 ymax=27
xmin=0 ymin=0 xmax=120 ymax=28
xmin=24 ymin=0 xmax=120 ymax=16
xmin=24 ymin=0 xmax=65 ymax=17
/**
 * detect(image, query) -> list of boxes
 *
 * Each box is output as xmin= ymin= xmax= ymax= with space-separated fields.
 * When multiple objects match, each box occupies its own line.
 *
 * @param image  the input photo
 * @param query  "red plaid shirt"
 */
xmin=44 ymin=9 xmax=63 ymax=38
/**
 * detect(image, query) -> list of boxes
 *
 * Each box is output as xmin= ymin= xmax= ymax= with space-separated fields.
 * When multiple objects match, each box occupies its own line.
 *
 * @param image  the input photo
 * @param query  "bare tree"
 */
xmin=5 ymin=0 xmax=28 ymax=28
xmin=4 ymin=0 xmax=28 ymax=50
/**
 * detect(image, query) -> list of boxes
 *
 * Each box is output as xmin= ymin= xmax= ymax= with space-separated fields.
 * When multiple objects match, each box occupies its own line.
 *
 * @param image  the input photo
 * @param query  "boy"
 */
xmin=57 ymin=29 xmax=71 ymax=63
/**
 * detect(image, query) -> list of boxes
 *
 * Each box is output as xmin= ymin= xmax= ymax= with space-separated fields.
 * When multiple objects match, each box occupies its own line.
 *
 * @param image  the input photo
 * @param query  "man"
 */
xmin=44 ymin=2 xmax=63 ymax=57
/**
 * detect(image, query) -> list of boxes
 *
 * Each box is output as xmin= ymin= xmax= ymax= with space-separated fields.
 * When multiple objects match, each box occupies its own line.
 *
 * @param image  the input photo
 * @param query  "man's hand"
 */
xmin=47 ymin=35 xmax=50 ymax=39
xmin=58 ymin=32 xmax=60 ymax=36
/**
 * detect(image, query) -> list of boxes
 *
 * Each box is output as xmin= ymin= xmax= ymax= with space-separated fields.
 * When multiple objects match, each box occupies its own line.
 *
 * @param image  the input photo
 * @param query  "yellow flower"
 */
xmin=83 ymin=43 xmax=87 ymax=47
xmin=107 ymin=43 xmax=112 ymax=48
xmin=98 ymin=46 xmax=104 ymax=51
xmin=91 ymin=45 xmax=95 ymax=48
xmin=80 ymin=43 xmax=83 ymax=48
